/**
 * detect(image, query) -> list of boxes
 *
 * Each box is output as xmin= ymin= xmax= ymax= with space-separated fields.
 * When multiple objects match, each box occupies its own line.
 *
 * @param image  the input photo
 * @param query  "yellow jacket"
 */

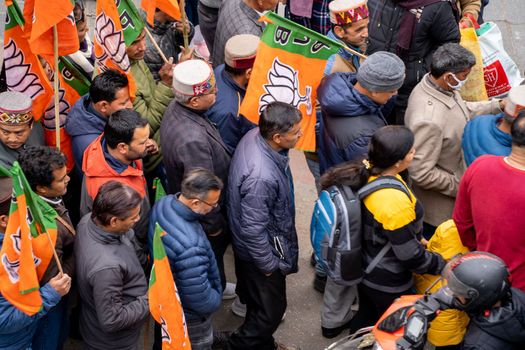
xmin=413 ymin=220 xmax=470 ymax=346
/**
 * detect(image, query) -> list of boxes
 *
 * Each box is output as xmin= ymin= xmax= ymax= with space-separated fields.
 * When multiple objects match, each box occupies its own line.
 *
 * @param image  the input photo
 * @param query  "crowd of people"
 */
xmin=0 ymin=0 xmax=524 ymax=349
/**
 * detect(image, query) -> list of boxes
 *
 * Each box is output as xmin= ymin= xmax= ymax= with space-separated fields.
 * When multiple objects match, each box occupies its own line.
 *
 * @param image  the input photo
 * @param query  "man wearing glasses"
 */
xmin=149 ymin=168 xmax=227 ymax=349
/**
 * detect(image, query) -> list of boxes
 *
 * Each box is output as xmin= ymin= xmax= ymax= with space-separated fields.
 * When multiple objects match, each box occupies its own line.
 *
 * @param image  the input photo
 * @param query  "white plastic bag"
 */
xmin=477 ymin=22 xmax=524 ymax=98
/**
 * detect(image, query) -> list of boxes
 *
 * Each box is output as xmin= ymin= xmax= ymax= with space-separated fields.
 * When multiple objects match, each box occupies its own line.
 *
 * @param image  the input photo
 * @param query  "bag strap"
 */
xmin=358 ymin=176 xmax=411 ymax=275
xmin=357 ymin=176 xmax=412 ymax=202
xmin=364 ymin=242 xmax=392 ymax=274
xmin=56 ymin=215 xmax=76 ymax=236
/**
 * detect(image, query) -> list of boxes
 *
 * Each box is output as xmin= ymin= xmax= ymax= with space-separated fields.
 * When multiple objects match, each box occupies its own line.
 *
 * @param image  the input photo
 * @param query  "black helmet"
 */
xmin=441 ymin=251 xmax=511 ymax=313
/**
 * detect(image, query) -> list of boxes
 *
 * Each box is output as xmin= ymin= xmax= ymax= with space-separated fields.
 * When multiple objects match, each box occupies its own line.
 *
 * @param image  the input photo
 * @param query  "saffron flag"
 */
xmin=22 ymin=0 xmax=79 ymax=56
xmin=149 ymin=223 xmax=191 ymax=350
xmin=0 ymin=163 xmax=58 ymax=316
xmin=141 ymin=0 xmax=182 ymax=26
xmin=42 ymin=56 xmax=91 ymax=172
xmin=94 ymin=0 xmax=145 ymax=97
xmin=239 ymin=12 xmax=343 ymax=151
xmin=3 ymin=0 xmax=53 ymax=120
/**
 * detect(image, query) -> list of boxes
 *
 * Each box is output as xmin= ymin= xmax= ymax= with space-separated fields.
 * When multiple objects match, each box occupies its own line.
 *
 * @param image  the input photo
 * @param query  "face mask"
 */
xmin=447 ymin=73 xmax=468 ymax=91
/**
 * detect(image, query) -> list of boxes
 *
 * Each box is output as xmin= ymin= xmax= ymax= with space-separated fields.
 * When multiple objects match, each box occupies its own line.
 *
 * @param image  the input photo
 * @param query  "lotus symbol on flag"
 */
xmin=3 ymin=39 xmax=45 ymax=100
xmin=95 ymin=13 xmax=130 ymax=71
xmin=43 ymin=89 xmax=70 ymax=130
xmin=259 ymin=58 xmax=312 ymax=115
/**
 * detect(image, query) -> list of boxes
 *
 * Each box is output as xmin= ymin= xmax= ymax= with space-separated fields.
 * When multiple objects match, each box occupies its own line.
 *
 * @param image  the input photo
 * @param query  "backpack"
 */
xmin=310 ymin=176 xmax=411 ymax=285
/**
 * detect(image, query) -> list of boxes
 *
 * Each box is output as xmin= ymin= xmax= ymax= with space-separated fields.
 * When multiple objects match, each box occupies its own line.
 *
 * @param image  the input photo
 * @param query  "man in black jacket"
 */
xmin=366 ymin=0 xmax=460 ymax=124
xmin=161 ymin=59 xmax=233 ymax=297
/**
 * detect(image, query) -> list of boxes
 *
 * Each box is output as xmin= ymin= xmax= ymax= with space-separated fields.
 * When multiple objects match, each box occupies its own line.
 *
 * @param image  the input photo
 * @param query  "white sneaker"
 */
xmin=231 ymin=296 xmax=247 ymax=317
xmin=222 ymin=282 xmax=237 ymax=300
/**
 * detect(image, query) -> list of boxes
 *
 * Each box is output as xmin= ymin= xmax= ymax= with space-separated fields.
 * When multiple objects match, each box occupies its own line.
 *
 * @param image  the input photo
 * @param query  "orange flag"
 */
xmin=40 ymin=56 xmax=91 ymax=172
xmin=22 ymin=0 xmax=79 ymax=57
xmin=239 ymin=13 xmax=343 ymax=152
xmin=141 ymin=0 xmax=182 ymax=26
xmin=3 ymin=0 xmax=53 ymax=120
xmin=149 ymin=223 xmax=191 ymax=350
xmin=94 ymin=0 xmax=145 ymax=98
xmin=0 ymin=163 xmax=58 ymax=316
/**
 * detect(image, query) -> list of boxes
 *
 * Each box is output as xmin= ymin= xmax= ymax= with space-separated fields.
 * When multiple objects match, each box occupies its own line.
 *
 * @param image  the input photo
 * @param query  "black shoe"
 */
xmin=313 ymin=273 xmax=327 ymax=293
xmin=321 ymin=320 xmax=352 ymax=339
xmin=212 ymin=330 xmax=231 ymax=349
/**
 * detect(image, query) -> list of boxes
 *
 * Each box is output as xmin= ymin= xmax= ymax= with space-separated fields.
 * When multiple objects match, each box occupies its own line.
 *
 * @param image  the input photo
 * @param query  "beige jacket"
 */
xmin=458 ymin=0 xmax=481 ymax=20
xmin=405 ymin=74 xmax=501 ymax=227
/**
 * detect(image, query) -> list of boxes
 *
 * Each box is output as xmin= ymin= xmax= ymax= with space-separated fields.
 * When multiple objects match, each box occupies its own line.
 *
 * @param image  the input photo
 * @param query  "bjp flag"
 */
xmin=239 ymin=12 xmax=343 ymax=152
xmin=94 ymin=0 xmax=145 ymax=98
xmin=0 ymin=163 xmax=58 ymax=316
xmin=141 ymin=0 xmax=182 ymax=26
xmin=149 ymin=223 xmax=191 ymax=350
xmin=42 ymin=56 xmax=91 ymax=172
xmin=22 ymin=0 xmax=79 ymax=57
xmin=3 ymin=0 xmax=53 ymax=120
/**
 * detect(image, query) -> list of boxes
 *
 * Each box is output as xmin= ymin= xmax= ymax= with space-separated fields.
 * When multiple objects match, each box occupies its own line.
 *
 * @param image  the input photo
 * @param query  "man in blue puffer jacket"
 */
xmin=317 ymin=51 xmax=405 ymax=174
xmin=0 ymin=176 xmax=71 ymax=349
xmin=148 ymin=168 xmax=222 ymax=350
xmin=462 ymin=85 xmax=525 ymax=166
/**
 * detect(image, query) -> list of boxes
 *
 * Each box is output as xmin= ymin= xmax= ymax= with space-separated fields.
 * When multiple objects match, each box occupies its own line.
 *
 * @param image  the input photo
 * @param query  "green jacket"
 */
xmin=130 ymin=59 xmax=174 ymax=173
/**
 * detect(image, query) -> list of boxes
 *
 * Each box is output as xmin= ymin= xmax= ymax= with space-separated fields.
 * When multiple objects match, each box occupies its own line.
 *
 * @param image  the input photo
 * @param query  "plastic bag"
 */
xmin=459 ymin=27 xmax=488 ymax=101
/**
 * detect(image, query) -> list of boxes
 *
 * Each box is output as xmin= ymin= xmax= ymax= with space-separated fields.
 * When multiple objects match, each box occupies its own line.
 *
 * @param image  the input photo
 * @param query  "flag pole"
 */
xmin=341 ymin=45 xmax=367 ymax=60
xmin=144 ymin=27 xmax=169 ymax=64
xmin=44 ymin=229 xmax=64 ymax=276
xmin=53 ymin=25 xmax=61 ymax=151
xmin=180 ymin=0 xmax=189 ymax=51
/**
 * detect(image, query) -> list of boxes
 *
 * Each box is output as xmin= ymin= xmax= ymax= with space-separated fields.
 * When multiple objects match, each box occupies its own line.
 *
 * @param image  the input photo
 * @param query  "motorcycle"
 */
xmin=325 ymin=291 xmax=451 ymax=350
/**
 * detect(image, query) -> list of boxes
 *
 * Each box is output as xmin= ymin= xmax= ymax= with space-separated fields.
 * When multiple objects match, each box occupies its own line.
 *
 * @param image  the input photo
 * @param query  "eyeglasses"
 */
xmin=190 ymin=197 xmax=220 ymax=208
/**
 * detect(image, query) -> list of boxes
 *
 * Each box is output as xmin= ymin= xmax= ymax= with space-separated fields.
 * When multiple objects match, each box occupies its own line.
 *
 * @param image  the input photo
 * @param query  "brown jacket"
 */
xmin=405 ymin=74 xmax=501 ymax=227
xmin=40 ymin=198 xmax=76 ymax=284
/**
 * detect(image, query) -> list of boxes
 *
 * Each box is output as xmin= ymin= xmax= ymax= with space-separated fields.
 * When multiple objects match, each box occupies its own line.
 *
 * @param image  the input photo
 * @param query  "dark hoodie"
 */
xmin=64 ymin=94 xmax=106 ymax=174
xmin=317 ymin=72 xmax=395 ymax=174
xmin=462 ymin=287 xmax=525 ymax=349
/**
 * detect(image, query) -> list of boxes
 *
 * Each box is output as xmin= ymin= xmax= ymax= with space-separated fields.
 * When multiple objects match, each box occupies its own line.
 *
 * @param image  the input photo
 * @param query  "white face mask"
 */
xmin=447 ymin=73 xmax=468 ymax=91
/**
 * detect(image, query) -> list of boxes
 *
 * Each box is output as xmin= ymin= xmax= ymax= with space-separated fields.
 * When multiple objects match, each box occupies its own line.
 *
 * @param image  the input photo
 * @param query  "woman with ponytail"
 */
xmin=321 ymin=125 xmax=446 ymax=332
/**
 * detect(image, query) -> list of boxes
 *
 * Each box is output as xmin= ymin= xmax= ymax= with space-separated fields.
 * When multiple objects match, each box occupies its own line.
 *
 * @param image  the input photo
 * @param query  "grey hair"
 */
xmin=172 ymin=89 xmax=192 ymax=104
xmin=430 ymin=43 xmax=476 ymax=77
xmin=181 ymin=168 xmax=223 ymax=200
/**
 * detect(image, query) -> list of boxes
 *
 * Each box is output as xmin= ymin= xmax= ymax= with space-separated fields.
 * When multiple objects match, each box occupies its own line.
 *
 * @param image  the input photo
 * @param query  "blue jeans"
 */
xmin=31 ymin=296 xmax=69 ymax=350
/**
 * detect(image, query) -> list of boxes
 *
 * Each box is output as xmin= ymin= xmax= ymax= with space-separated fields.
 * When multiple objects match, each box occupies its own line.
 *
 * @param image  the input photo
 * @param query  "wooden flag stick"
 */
xmin=180 ymin=0 xmax=189 ymax=51
xmin=341 ymin=45 xmax=368 ymax=60
xmin=44 ymin=229 xmax=64 ymax=276
xmin=53 ymin=25 xmax=61 ymax=150
xmin=144 ymin=27 xmax=169 ymax=64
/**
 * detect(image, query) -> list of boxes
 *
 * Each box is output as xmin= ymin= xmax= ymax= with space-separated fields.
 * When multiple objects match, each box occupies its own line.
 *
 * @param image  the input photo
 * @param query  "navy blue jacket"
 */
xmin=462 ymin=114 xmax=512 ymax=166
xmin=317 ymin=72 xmax=394 ymax=174
xmin=0 ymin=233 xmax=61 ymax=349
xmin=64 ymin=94 xmax=106 ymax=174
xmin=148 ymin=195 xmax=222 ymax=321
xmin=227 ymin=128 xmax=298 ymax=275
xmin=204 ymin=65 xmax=255 ymax=154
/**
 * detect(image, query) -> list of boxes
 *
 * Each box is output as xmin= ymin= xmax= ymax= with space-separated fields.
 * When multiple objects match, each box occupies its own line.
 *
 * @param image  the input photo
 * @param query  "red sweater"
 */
xmin=453 ymin=155 xmax=525 ymax=291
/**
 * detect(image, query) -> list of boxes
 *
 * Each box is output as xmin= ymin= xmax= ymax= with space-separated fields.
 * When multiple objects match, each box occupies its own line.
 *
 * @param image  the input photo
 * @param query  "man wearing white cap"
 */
xmin=205 ymin=34 xmax=258 ymax=154
xmin=462 ymin=85 xmax=525 ymax=165
xmin=454 ymin=112 xmax=525 ymax=292
xmin=324 ymin=0 xmax=369 ymax=75
xmin=160 ymin=58 xmax=233 ymax=301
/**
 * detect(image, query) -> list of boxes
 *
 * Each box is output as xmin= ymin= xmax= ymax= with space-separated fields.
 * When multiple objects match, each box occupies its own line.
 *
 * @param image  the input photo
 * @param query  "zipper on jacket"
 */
xmin=274 ymin=236 xmax=285 ymax=260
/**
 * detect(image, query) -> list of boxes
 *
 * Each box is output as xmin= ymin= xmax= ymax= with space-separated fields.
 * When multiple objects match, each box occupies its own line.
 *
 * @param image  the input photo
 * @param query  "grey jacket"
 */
xmin=0 ymin=122 xmax=44 ymax=169
xmin=212 ymin=0 xmax=264 ymax=67
xmin=75 ymin=215 xmax=149 ymax=350
xmin=227 ymin=128 xmax=298 ymax=275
